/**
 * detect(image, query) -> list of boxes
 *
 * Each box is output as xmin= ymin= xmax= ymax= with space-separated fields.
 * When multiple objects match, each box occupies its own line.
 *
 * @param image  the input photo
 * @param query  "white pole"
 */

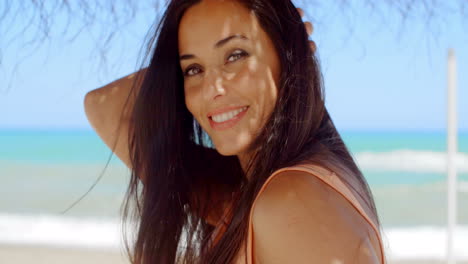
xmin=446 ymin=48 xmax=458 ymax=264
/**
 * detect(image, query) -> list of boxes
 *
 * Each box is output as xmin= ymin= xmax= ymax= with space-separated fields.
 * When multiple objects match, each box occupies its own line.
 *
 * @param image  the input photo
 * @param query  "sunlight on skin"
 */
xmin=360 ymin=245 xmax=372 ymax=257
xmin=255 ymin=42 xmax=262 ymax=55
xmin=98 ymin=94 xmax=107 ymax=104
xmin=330 ymin=259 xmax=344 ymax=264
xmin=178 ymin=0 xmax=280 ymax=172
xmin=221 ymin=15 xmax=233 ymax=37
xmin=357 ymin=237 xmax=375 ymax=260
xmin=110 ymin=86 xmax=119 ymax=95
xmin=248 ymin=11 xmax=260 ymax=52
xmin=123 ymin=104 xmax=131 ymax=116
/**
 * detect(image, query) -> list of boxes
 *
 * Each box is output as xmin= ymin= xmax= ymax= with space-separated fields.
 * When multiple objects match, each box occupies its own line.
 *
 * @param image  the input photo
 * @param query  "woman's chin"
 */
xmin=214 ymin=146 xmax=240 ymax=157
xmin=212 ymin=141 xmax=245 ymax=157
xmin=209 ymin=133 xmax=253 ymax=157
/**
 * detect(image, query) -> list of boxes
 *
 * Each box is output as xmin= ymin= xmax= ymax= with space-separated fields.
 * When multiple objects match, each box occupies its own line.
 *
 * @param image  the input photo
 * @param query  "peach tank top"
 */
xmin=208 ymin=163 xmax=386 ymax=264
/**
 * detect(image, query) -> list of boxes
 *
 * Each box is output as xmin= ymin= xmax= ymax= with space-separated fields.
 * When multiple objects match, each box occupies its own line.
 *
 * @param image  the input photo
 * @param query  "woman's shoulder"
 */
xmin=253 ymin=162 xmax=379 ymax=228
xmin=250 ymin=163 xmax=384 ymax=263
xmin=252 ymin=163 xmax=365 ymax=227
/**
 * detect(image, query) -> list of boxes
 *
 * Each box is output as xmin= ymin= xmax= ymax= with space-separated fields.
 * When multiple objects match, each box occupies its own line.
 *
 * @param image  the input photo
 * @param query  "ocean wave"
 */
xmin=1 ymin=213 xmax=468 ymax=260
xmin=382 ymin=226 xmax=468 ymax=260
xmin=458 ymin=181 xmax=468 ymax=192
xmin=355 ymin=150 xmax=468 ymax=173
xmin=0 ymin=213 xmax=123 ymax=250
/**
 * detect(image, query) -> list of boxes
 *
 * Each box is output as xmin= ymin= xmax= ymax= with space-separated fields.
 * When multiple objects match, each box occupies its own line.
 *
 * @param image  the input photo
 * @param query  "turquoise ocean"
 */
xmin=1 ymin=130 xmax=467 ymax=260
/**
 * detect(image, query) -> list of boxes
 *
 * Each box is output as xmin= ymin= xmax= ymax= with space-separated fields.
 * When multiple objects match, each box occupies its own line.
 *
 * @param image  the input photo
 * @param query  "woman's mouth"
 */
xmin=209 ymin=106 xmax=249 ymax=131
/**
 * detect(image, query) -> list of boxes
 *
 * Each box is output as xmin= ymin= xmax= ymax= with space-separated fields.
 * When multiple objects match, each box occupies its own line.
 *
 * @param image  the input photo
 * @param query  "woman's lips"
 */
xmin=207 ymin=105 xmax=249 ymax=118
xmin=208 ymin=106 xmax=249 ymax=131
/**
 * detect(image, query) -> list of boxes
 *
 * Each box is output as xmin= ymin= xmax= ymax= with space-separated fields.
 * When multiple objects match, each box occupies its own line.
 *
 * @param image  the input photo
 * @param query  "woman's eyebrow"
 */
xmin=214 ymin=34 xmax=248 ymax=48
xmin=180 ymin=34 xmax=248 ymax=61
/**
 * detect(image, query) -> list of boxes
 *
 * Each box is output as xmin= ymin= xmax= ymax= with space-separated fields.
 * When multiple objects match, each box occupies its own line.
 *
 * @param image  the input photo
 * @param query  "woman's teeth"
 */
xmin=211 ymin=106 xmax=248 ymax=123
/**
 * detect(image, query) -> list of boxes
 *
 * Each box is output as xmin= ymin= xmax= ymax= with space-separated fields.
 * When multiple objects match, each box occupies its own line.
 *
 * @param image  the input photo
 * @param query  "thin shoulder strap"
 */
xmin=247 ymin=164 xmax=386 ymax=264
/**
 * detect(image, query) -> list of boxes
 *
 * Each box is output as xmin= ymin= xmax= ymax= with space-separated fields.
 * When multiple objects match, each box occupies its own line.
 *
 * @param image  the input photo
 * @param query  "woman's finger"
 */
xmin=296 ymin=7 xmax=315 ymax=52
xmin=309 ymin=41 xmax=317 ymax=53
xmin=304 ymin=21 xmax=313 ymax=36
xmin=297 ymin=8 xmax=304 ymax=18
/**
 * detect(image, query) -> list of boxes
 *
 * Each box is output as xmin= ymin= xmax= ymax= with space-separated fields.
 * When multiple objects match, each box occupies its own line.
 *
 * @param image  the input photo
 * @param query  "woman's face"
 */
xmin=179 ymin=0 xmax=280 ymax=159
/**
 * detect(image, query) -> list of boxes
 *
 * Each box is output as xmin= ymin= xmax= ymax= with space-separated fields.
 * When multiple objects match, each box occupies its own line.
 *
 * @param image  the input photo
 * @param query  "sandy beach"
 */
xmin=0 ymin=244 xmax=129 ymax=264
xmin=1 ymin=244 xmax=466 ymax=264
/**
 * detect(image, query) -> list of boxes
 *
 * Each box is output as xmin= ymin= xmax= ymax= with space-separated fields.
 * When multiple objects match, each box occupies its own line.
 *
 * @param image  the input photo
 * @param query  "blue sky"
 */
xmin=0 ymin=1 xmax=467 ymax=132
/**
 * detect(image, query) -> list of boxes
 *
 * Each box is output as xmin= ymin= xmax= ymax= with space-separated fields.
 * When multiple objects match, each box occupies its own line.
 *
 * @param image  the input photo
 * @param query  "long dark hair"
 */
xmin=122 ymin=0 xmax=384 ymax=263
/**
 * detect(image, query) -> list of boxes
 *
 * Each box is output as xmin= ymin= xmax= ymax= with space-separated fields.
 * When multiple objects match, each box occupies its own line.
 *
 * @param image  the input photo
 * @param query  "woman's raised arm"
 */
xmin=84 ymin=68 xmax=232 ymax=226
xmin=84 ymin=68 xmax=147 ymax=169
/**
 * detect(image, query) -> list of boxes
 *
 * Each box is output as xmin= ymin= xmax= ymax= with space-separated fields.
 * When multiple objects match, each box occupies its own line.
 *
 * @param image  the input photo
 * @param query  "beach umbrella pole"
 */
xmin=446 ymin=48 xmax=458 ymax=264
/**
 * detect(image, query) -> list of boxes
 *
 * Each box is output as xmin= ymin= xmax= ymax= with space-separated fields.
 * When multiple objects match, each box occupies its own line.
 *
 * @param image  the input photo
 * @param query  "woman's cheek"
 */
xmin=228 ymin=62 xmax=258 ymax=92
xmin=185 ymin=85 xmax=209 ymax=130
xmin=184 ymin=85 xmax=198 ymax=116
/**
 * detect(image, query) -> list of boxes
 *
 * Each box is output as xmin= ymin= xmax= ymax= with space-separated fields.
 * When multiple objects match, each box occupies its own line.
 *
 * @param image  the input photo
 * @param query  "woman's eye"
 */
xmin=227 ymin=50 xmax=248 ymax=63
xmin=184 ymin=66 xmax=201 ymax=77
xmin=184 ymin=50 xmax=247 ymax=77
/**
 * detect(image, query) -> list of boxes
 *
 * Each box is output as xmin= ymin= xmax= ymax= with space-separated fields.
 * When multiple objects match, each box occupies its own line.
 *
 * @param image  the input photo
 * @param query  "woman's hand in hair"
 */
xmin=296 ymin=8 xmax=316 ymax=53
xmin=84 ymin=68 xmax=147 ymax=169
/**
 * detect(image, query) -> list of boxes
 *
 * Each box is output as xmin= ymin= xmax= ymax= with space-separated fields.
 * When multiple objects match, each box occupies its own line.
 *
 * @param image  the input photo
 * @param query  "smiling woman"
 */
xmin=84 ymin=0 xmax=385 ymax=263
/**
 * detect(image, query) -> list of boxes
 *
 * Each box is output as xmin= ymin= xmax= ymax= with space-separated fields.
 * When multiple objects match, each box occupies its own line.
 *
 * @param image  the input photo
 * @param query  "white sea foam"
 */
xmin=382 ymin=226 xmax=468 ymax=261
xmin=458 ymin=181 xmax=468 ymax=192
xmin=0 ymin=213 xmax=125 ymax=250
xmin=355 ymin=150 xmax=468 ymax=173
xmin=1 ymin=213 xmax=467 ymax=261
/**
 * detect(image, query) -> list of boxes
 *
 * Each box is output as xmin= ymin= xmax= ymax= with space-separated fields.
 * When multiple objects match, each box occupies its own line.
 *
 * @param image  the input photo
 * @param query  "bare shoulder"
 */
xmin=252 ymin=169 xmax=382 ymax=263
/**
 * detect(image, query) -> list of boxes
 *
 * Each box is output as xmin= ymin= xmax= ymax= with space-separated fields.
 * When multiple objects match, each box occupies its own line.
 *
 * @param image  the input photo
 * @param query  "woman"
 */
xmin=85 ymin=0 xmax=386 ymax=263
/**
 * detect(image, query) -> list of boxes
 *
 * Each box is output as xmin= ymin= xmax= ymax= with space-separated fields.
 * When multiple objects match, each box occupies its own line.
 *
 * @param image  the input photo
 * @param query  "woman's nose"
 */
xmin=202 ymin=68 xmax=227 ymax=101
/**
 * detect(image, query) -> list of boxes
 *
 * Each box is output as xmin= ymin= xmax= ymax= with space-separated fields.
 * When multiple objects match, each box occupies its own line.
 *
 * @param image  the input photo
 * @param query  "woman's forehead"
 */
xmin=178 ymin=0 xmax=262 ymax=52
